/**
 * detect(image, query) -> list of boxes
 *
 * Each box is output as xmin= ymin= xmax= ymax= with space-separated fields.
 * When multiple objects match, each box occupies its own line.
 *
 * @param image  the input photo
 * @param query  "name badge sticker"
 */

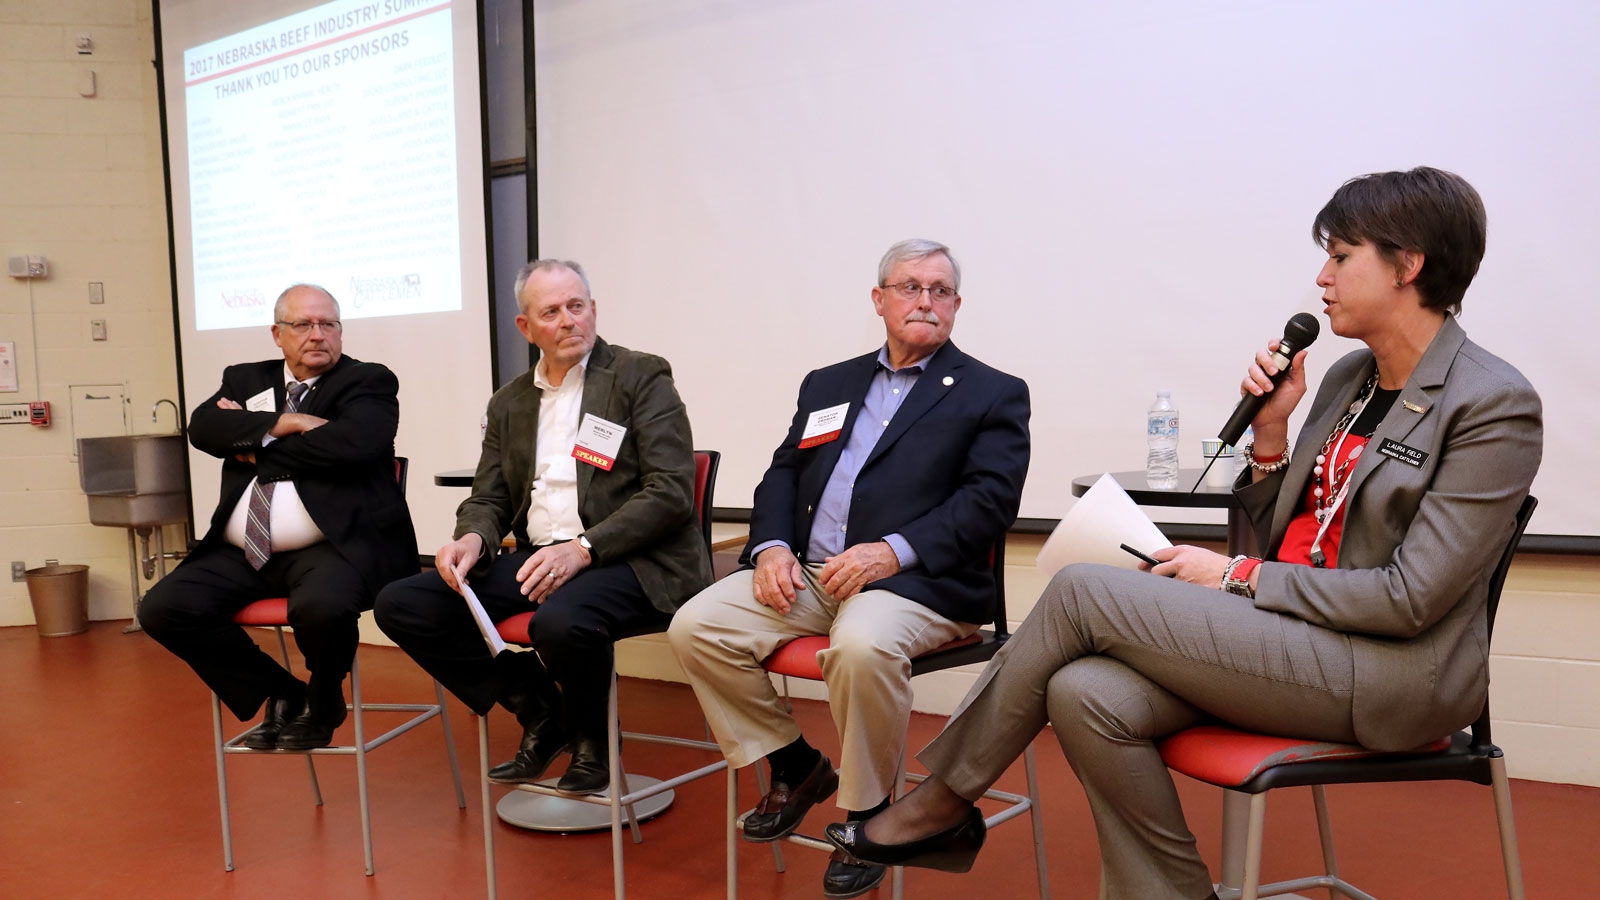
xmin=573 ymin=413 xmax=627 ymax=471
xmin=1376 ymin=438 xmax=1429 ymax=468
xmin=244 ymin=387 xmax=275 ymax=413
xmin=799 ymin=402 xmax=850 ymax=449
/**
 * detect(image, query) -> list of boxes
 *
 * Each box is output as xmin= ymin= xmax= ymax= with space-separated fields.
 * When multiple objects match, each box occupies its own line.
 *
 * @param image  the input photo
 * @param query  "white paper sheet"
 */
xmin=1036 ymin=473 xmax=1174 ymax=577
xmin=461 ymin=582 xmax=507 ymax=657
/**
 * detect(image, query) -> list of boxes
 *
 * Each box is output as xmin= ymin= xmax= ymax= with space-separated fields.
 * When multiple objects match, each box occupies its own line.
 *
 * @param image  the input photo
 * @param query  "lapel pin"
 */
xmin=942 ymin=376 xmax=954 ymax=386
xmin=1402 ymin=400 xmax=1426 ymax=413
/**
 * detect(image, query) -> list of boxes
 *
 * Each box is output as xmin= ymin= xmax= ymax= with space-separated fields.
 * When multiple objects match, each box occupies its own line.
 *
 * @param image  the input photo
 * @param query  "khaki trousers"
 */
xmin=920 ymin=563 xmax=1358 ymax=900
xmin=669 ymin=564 xmax=976 ymax=811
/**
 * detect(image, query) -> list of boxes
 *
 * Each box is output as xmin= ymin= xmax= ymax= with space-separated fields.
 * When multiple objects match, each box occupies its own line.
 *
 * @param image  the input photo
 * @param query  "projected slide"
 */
xmin=184 ymin=0 xmax=461 ymax=330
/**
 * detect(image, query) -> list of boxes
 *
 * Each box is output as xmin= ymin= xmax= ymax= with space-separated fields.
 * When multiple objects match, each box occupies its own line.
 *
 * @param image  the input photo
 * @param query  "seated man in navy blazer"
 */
xmin=140 ymin=284 xmax=418 ymax=751
xmin=669 ymin=239 xmax=1031 ymax=898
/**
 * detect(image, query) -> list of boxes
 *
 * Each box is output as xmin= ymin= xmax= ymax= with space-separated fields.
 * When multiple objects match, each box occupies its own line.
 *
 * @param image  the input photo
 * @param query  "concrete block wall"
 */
xmin=0 ymin=0 xmax=182 ymax=627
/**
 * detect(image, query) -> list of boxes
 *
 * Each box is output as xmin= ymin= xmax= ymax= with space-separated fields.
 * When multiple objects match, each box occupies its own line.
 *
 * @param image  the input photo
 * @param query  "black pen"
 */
xmin=1120 ymin=543 xmax=1161 ymax=567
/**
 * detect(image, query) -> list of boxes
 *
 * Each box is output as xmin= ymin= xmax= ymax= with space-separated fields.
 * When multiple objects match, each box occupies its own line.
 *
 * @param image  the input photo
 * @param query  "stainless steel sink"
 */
xmin=78 ymin=434 xmax=190 ymax=527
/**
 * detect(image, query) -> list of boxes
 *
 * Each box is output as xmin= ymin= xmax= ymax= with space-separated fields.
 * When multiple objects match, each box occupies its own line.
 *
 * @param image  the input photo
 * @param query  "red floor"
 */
xmin=3 ymin=620 xmax=1597 ymax=899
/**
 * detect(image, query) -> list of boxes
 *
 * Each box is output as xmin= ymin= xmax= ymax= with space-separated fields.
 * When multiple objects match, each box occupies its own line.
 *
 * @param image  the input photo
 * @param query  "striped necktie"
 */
xmin=242 ymin=380 xmax=309 ymax=570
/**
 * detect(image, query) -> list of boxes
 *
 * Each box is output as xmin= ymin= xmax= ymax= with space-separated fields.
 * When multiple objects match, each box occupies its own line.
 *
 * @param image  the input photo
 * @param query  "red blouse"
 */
xmin=1274 ymin=435 xmax=1371 ymax=568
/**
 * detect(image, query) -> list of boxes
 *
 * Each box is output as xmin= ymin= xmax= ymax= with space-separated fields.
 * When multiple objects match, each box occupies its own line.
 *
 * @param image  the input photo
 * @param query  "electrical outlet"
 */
xmin=10 ymin=561 xmax=25 ymax=582
xmin=1 ymin=403 xmax=32 ymax=424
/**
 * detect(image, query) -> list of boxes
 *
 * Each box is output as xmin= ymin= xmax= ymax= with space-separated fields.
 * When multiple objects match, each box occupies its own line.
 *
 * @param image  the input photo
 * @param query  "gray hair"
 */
xmin=877 ymin=239 xmax=960 ymax=291
xmin=513 ymin=259 xmax=591 ymax=313
xmin=274 ymin=283 xmax=340 ymax=322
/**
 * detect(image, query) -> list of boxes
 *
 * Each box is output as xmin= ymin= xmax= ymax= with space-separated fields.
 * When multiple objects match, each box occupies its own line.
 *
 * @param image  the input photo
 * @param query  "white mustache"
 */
xmin=905 ymin=311 xmax=941 ymax=325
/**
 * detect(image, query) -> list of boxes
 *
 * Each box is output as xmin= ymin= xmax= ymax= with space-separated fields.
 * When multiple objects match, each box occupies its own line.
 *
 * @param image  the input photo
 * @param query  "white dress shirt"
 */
xmin=523 ymin=351 xmax=591 ymax=546
xmin=224 ymin=366 xmax=327 ymax=553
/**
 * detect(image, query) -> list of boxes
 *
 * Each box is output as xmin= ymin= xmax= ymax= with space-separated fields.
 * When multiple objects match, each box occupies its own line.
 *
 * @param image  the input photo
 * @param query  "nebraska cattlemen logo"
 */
xmin=221 ymin=288 xmax=267 ymax=308
xmin=349 ymin=273 xmax=422 ymax=308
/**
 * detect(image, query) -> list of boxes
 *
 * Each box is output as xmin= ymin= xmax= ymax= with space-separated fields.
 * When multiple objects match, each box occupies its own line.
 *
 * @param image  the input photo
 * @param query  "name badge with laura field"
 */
xmin=573 ymin=413 xmax=627 ymax=471
xmin=244 ymin=387 xmax=275 ymax=413
xmin=799 ymin=402 xmax=850 ymax=449
xmin=1377 ymin=438 xmax=1429 ymax=468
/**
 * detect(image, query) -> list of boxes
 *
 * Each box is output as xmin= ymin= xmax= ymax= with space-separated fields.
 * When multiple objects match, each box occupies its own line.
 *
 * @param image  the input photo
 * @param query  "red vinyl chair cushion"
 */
xmin=1159 ymin=724 xmax=1453 ymax=787
xmin=497 ymin=611 xmax=535 ymax=646
xmin=233 ymin=597 xmax=290 ymax=626
xmin=763 ymin=633 xmax=984 ymax=682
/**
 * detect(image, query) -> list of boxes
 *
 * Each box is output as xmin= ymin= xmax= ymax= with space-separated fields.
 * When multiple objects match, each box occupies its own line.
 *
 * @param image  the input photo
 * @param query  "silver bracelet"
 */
xmin=1242 ymin=441 xmax=1291 ymax=473
xmin=1218 ymin=554 xmax=1247 ymax=591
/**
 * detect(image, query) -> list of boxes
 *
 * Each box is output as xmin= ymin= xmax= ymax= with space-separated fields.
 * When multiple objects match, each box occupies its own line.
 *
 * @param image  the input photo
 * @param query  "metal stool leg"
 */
xmin=608 ymin=673 xmax=626 ymax=900
xmin=1490 ymin=756 xmax=1527 ymax=900
xmin=753 ymin=763 xmax=785 ymax=872
xmin=1241 ymin=793 xmax=1269 ymax=900
xmin=891 ymin=753 xmax=908 ymax=900
xmin=352 ymin=655 xmax=374 ymax=876
xmin=270 ymin=626 xmax=320 ymax=802
xmin=212 ymin=692 xmax=234 ymax=872
xmin=727 ymin=765 xmax=739 ymax=900
xmin=1311 ymin=785 xmax=1342 ymax=898
xmin=1024 ymin=742 xmax=1050 ymax=899
xmin=436 ymin=680 xmax=467 ymax=808
xmin=481 ymin=715 xmax=498 ymax=900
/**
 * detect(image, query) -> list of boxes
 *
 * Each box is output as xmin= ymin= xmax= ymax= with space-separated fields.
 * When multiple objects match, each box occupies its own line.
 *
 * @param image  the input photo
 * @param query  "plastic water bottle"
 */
xmin=1146 ymin=390 xmax=1180 ymax=489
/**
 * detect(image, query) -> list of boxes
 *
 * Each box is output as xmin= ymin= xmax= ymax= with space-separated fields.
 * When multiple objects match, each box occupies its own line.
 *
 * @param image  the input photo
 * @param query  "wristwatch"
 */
xmin=1221 ymin=556 xmax=1260 ymax=598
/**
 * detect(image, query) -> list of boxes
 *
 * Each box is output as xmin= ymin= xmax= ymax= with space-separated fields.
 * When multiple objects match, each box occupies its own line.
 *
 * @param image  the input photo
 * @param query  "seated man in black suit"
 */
xmin=669 ymin=239 xmax=1031 ymax=898
xmin=140 ymin=284 xmax=418 ymax=750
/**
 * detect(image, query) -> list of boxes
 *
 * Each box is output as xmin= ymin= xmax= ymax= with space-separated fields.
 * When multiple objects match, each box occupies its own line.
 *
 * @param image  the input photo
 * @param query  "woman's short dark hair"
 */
xmin=1312 ymin=167 xmax=1486 ymax=315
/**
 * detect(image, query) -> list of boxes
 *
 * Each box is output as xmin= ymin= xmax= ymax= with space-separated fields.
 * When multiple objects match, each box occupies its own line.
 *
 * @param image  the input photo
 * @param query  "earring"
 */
xmin=1395 ymin=279 xmax=1403 ymax=287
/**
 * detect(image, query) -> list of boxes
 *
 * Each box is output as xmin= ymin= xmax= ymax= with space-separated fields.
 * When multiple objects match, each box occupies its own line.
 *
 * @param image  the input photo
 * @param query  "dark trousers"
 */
xmin=139 ymin=542 xmax=369 ymax=720
xmin=373 ymin=550 xmax=667 ymax=737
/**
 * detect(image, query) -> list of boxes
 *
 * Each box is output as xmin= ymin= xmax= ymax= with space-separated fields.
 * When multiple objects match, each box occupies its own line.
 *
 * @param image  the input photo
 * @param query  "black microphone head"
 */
xmin=1282 ymin=312 xmax=1320 ymax=353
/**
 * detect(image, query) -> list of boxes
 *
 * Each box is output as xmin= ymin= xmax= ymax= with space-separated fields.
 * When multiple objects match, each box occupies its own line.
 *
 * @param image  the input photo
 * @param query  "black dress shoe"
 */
xmin=276 ymin=696 xmax=349 ymax=751
xmin=823 ymin=848 xmax=886 ymax=898
xmin=824 ymin=806 xmax=986 ymax=873
xmin=742 ymin=753 xmax=838 ymax=842
xmin=243 ymin=695 xmax=305 ymax=750
xmin=488 ymin=719 xmax=572 ymax=784
xmin=555 ymin=734 xmax=610 ymax=795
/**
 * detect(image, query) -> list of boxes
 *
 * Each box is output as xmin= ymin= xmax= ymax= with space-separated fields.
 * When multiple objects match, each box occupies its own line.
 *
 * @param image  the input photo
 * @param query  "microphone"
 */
xmin=1217 ymin=313 xmax=1320 ymax=447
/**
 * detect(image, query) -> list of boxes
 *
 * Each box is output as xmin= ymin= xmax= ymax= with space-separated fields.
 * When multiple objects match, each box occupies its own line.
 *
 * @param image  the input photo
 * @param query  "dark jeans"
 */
xmin=374 ymin=550 xmax=667 ymax=737
xmin=139 ymin=542 xmax=368 ymax=719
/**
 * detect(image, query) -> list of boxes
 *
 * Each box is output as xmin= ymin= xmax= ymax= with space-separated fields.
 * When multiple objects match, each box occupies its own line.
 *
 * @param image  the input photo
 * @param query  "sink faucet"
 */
xmin=152 ymin=398 xmax=180 ymax=433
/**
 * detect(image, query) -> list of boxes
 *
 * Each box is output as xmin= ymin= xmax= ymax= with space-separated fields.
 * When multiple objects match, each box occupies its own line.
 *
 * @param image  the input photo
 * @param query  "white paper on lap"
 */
xmin=461 ymin=582 xmax=507 ymax=656
xmin=1036 ymin=472 xmax=1173 ymax=577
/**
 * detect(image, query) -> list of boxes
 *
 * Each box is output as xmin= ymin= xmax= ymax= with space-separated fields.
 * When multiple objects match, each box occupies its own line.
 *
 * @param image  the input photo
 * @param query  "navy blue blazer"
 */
xmin=744 ymin=340 xmax=1031 ymax=625
xmin=185 ymin=354 xmax=419 ymax=595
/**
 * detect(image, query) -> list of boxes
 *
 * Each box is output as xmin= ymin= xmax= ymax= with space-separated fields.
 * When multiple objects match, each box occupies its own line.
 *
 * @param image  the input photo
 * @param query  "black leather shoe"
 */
xmin=487 ymin=718 xmax=572 ymax=784
xmin=825 ymin=805 xmax=986 ymax=873
xmin=243 ymin=695 xmax=305 ymax=750
xmin=742 ymin=753 xmax=838 ymax=842
xmin=555 ymin=734 xmax=610 ymax=795
xmin=276 ymin=694 xmax=349 ymax=751
xmin=823 ymin=848 xmax=886 ymax=898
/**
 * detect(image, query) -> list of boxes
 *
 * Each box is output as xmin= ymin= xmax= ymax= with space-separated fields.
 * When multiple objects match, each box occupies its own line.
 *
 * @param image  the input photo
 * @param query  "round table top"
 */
xmin=433 ymin=469 xmax=475 ymax=487
xmin=1070 ymin=469 xmax=1238 ymax=508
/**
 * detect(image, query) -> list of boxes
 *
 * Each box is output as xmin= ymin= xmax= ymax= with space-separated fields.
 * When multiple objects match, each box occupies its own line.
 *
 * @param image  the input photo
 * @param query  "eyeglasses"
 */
xmin=882 ymin=281 xmax=959 ymax=303
xmin=276 ymin=320 xmax=342 ymax=335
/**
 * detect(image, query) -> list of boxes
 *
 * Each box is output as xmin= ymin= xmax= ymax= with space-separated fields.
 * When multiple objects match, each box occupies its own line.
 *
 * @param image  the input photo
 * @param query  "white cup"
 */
xmin=1201 ymin=439 xmax=1233 ymax=488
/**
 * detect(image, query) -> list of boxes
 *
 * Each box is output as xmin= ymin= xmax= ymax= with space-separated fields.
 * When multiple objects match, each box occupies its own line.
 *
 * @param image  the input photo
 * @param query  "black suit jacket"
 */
xmin=184 ymin=354 xmax=419 ymax=594
xmin=745 ymin=340 xmax=1031 ymax=624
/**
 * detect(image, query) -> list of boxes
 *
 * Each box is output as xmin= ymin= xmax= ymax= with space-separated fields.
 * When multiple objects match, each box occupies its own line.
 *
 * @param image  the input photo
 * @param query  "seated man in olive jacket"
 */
xmin=375 ymin=259 xmax=712 ymax=794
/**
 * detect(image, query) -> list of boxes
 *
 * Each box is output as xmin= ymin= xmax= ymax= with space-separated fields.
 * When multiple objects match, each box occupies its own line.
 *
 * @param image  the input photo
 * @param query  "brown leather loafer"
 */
xmin=823 ymin=848 xmax=886 ymax=898
xmin=741 ymin=753 xmax=838 ymax=842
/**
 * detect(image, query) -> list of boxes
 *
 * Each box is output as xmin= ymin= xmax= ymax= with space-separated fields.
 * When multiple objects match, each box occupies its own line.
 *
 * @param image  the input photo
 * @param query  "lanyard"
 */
xmin=1310 ymin=415 xmax=1365 ymax=568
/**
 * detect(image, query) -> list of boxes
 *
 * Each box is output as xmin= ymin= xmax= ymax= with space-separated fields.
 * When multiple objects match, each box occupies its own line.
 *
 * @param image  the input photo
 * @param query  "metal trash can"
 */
xmin=25 ymin=561 xmax=90 ymax=638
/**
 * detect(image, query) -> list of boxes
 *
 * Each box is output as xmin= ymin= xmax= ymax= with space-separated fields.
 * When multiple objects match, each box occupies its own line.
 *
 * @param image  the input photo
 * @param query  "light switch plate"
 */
xmin=91 ymin=320 xmax=107 ymax=341
xmin=88 ymin=282 xmax=104 ymax=304
xmin=11 ymin=561 xmax=25 ymax=582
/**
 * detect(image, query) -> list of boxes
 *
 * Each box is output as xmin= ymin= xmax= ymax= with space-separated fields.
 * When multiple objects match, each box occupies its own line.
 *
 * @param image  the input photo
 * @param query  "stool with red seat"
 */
xmin=478 ymin=450 xmax=727 ymax=900
xmin=728 ymin=535 xmax=1051 ymax=900
xmin=1158 ymin=495 xmax=1537 ymax=900
xmin=211 ymin=456 xmax=467 ymax=876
